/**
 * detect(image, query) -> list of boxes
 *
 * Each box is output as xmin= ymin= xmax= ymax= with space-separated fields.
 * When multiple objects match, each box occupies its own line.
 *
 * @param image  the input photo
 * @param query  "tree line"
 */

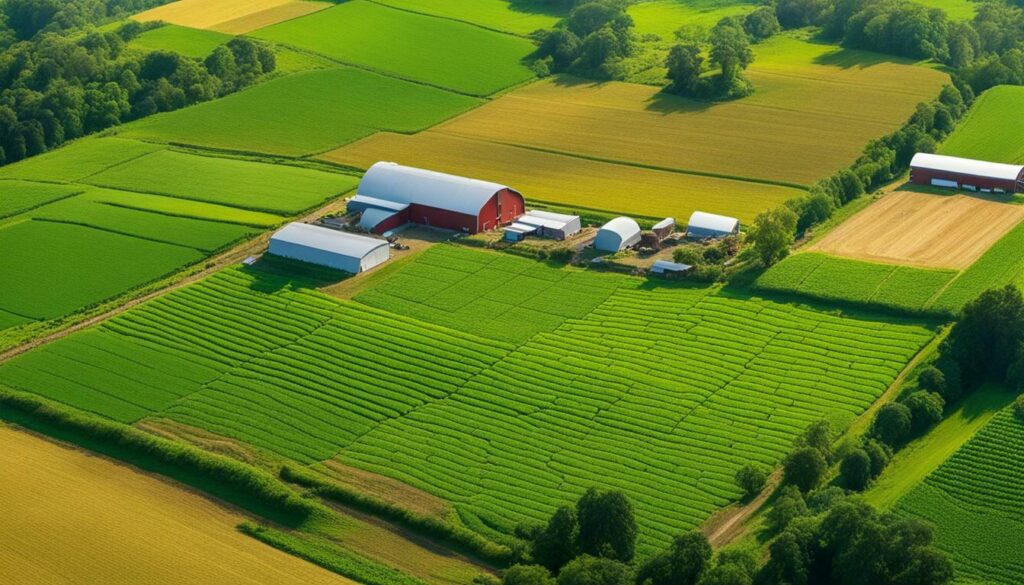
xmin=0 ymin=0 xmax=277 ymax=166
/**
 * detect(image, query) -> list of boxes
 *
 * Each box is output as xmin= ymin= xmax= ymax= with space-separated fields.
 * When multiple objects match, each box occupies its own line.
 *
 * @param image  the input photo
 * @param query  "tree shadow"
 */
xmin=507 ymin=0 xmax=570 ymax=18
xmin=241 ymin=255 xmax=351 ymax=293
xmin=812 ymin=46 xmax=912 ymax=70
xmin=644 ymin=90 xmax=717 ymax=114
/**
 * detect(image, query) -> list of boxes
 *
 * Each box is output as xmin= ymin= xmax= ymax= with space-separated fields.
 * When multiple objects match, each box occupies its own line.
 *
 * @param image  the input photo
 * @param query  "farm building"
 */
xmin=504 ymin=210 xmax=581 ymax=241
xmin=686 ymin=211 xmax=740 ymax=239
xmin=910 ymin=153 xmax=1024 ymax=193
xmin=651 ymin=218 xmax=676 ymax=241
xmin=268 ymin=222 xmax=389 ymax=273
xmin=350 ymin=162 xmax=525 ymax=234
xmin=594 ymin=217 xmax=642 ymax=252
xmin=651 ymin=260 xmax=692 ymax=276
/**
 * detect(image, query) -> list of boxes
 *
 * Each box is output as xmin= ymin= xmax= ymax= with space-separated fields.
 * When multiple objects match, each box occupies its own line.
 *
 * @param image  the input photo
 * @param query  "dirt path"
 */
xmin=0 ymin=199 xmax=348 ymax=365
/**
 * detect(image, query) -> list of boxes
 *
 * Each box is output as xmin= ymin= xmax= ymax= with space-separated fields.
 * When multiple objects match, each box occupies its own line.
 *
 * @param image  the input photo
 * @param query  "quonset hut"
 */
xmin=910 ymin=153 xmax=1024 ymax=193
xmin=594 ymin=217 xmax=642 ymax=252
xmin=349 ymin=162 xmax=525 ymax=234
xmin=268 ymin=223 xmax=389 ymax=273
xmin=686 ymin=211 xmax=740 ymax=239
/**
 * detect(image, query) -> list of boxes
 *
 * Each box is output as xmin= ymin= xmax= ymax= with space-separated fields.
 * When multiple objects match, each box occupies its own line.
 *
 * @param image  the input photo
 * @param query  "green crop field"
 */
xmin=754 ymin=253 xmax=956 ymax=313
xmin=629 ymin=0 xmax=759 ymax=40
xmin=128 ymin=24 xmax=231 ymax=58
xmin=940 ymin=86 xmax=1024 ymax=164
xmin=0 ymin=246 xmax=934 ymax=554
xmin=894 ymin=408 xmax=1024 ymax=584
xmin=371 ymin=0 xmax=562 ymax=34
xmin=0 ymin=220 xmax=202 ymax=321
xmin=250 ymin=1 xmax=536 ymax=96
xmin=0 ymin=137 xmax=162 ymax=183
xmin=118 ymin=68 xmax=481 ymax=156
xmin=913 ymin=0 xmax=978 ymax=20
xmin=0 ymin=180 xmax=82 ymax=218
xmin=82 ymin=189 xmax=284 ymax=227
xmin=931 ymin=221 xmax=1024 ymax=313
xmin=86 ymin=150 xmax=358 ymax=214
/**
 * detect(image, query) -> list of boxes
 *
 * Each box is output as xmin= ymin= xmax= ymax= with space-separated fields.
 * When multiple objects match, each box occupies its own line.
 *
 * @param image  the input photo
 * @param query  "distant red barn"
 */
xmin=349 ymin=162 xmax=525 ymax=234
xmin=910 ymin=152 xmax=1024 ymax=193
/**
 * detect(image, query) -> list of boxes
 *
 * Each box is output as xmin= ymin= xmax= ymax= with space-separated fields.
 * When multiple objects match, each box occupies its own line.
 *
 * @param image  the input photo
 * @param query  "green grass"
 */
xmin=118 ymin=68 xmax=481 ymax=156
xmin=80 ymin=188 xmax=283 ymax=227
xmin=629 ymin=0 xmax=759 ymax=40
xmin=865 ymin=384 xmax=1016 ymax=510
xmin=0 ymin=249 xmax=934 ymax=555
xmin=0 ymin=220 xmax=202 ymax=321
xmin=912 ymin=0 xmax=978 ymax=21
xmin=0 ymin=309 xmax=31 ymax=330
xmin=940 ymin=85 xmax=1024 ymax=164
xmin=930 ymin=221 xmax=1024 ymax=314
xmin=128 ymin=24 xmax=231 ymax=58
xmin=370 ymin=0 xmax=562 ymax=34
xmin=250 ymin=1 xmax=536 ymax=96
xmin=894 ymin=406 xmax=1024 ymax=584
xmin=85 ymin=150 xmax=358 ymax=214
xmin=754 ymin=252 xmax=957 ymax=313
xmin=0 ymin=137 xmax=163 ymax=182
xmin=0 ymin=180 xmax=82 ymax=218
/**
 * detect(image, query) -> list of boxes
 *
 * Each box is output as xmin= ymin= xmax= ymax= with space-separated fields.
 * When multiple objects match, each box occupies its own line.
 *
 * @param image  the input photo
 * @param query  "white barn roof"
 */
xmin=687 ymin=211 xmax=739 ymax=236
xmin=348 ymin=194 xmax=410 ymax=212
xmin=358 ymin=162 xmax=512 ymax=216
xmin=652 ymin=217 xmax=675 ymax=231
xmin=271 ymin=223 xmax=387 ymax=258
xmin=651 ymin=260 xmax=692 ymax=274
xmin=517 ymin=210 xmax=580 ymax=231
xmin=911 ymin=153 xmax=1024 ymax=181
xmin=594 ymin=217 xmax=642 ymax=252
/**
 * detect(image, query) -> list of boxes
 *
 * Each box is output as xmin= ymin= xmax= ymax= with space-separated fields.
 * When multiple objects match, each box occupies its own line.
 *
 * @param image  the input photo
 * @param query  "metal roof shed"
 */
xmin=269 ymin=222 xmax=389 ymax=274
xmin=515 ymin=210 xmax=582 ymax=240
xmin=594 ymin=217 xmax=642 ymax=252
xmin=651 ymin=260 xmax=692 ymax=275
xmin=686 ymin=211 xmax=740 ymax=239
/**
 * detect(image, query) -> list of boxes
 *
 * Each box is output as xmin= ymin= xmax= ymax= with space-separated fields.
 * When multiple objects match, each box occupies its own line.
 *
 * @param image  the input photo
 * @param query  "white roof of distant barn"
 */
xmin=271 ymin=223 xmax=387 ymax=257
xmin=600 ymin=216 xmax=641 ymax=237
xmin=517 ymin=210 xmax=579 ymax=230
xmin=358 ymin=162 xmax=514 ymax=216
xmin=687 ymin=211 xmax=739 ymax=234
xmin=652 ymin=217 xmax=675 ymax=231
xmin=911 ymin=153 xmax=1024 ymax=181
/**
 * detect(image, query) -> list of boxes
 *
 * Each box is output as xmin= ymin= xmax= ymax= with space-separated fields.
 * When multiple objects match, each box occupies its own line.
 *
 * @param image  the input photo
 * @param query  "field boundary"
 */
xmin=363 ymin=0 xmax=539 ymax=39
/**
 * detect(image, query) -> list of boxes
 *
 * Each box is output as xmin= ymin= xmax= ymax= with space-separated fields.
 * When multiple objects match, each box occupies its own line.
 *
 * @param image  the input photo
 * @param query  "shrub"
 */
xmin=766 ymin=485 xmax=808 ymax=532
xmin=783 ymin=447 xmax=827 ymax=492
xmin=673 ymin=246 xmax=704 ymax=266
xmin=839 ymin=449 xmax=872 ymax=491
xmin=533 ymin=505 xmax=578 ymax=573
xmin=917 ymin=366 xmax=946 ymax=394
xmin=734 ymin=464 xmax=768 ymax=499
xmin=863 ymin=439 xmax=892 ymax=478
xmin=505 ymin=565 xmax=555 ymax=585
xmin=903 ymin=391 xmax=945 ymax=435
xmin=557 ymin=556 xmax=632 ymax=585
xmin=1014 ymin=394 xmax=1024 ymax=423
xmin=871 ymin=403 xmax=912 ymax=446
xmin=576 ymin=488 xmax=637 ymax=562
xmin=635 ymin=532 xmax=712 ymax=585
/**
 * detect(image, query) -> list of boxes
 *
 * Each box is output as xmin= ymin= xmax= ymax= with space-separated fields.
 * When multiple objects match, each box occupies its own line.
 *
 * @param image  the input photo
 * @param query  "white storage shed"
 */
xmin=594 ymin=217 xmax=642 ymax=252
xmin=268 ymin=223 xmax=389 ymax=274
xmin=686 ymin=211 xmax=740 ymax=239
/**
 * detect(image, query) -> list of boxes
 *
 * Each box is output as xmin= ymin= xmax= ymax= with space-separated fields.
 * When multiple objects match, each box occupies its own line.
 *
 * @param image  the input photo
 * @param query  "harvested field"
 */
xmin=417 ymin=37 xmax=946 ymax=185
xmin=808 ymin=191 xmax=1024 ymax=270
xmin=320 ymin=132 xmax=802 ymax=223
xmin=133 ymin=0 xmax=330 ymax=34
xmin=0 ymin=424 xmax=350 ymax=585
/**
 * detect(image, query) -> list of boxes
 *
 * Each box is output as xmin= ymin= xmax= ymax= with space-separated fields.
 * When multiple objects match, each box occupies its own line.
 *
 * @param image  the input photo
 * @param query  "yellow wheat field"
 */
xmin=0 ymin=424 xmax=352 ymax=585
xmin=321 ymin=132 xmax=802 ymax=223
xmin=133 ymin=0 xmax=329 ymax=34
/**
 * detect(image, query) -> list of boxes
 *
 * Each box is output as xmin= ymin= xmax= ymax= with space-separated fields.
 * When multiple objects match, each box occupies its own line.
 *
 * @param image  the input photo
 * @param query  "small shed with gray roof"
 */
xmin=269 ymin=222 xmax=389 ymax=273
xmin=685 ymin=211 xmax=740 ymax=239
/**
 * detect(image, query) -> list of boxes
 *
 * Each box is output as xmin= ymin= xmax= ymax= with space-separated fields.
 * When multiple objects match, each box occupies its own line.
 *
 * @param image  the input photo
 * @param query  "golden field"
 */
xmin=0 ymin=424 xmax=351 ymax=585
xmin=321 ymin=132 xmax=802 ymax=223
xmin=133 ymin=0 xmax=329 ymax=34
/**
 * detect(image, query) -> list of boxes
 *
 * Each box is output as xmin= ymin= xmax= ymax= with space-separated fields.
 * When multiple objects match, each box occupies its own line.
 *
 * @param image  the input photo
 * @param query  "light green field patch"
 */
xmin=251 ymin=0 xmax=536 ymax=95
xmin=129 ymin=24 xmax=232 ymax=58
xmin=84 ymin=188 xmax=283 ymax=227
xmin=940 ymin=85 xmax=1024 ymax=164
xmin=85 ymin=150 xmax=358 ymax=214
xmin=930 ymin=221 xmax=1024 ymax=313
xmin=629 ymin=0 xmax=758 ymax=40
xmin=0 ymin=220 xmax=202 ymax=320
xmin=118 ymin=68 xmax=481 ymax=156
xmin=0 ymin=138 xmax=163 ymax=183
xmin=913 ymin=0 xmax=977 ymax=20
xmin=0 ymin=180 xmax=82 ymax=218
xmin=371 ymin=0 xmax=562 ymax=34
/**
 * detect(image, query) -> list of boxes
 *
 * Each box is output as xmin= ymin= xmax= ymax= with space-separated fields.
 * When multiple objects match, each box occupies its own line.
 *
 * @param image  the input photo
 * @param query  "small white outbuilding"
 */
xmin=505 ymin=210 xmax=582 ymax=241
xmin=268 ymin=222 xmax=389 ymax=274
xmin=685 ymin=211 xmax=740 ymax=239
xmin=594 ymin=217 xmax=642 ymax=252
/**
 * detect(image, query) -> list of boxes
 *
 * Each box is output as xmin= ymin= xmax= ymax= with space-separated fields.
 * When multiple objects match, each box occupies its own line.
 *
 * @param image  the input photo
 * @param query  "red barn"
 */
xmin=910 ymin=152 xmax=1024 ymax=193
xmin=349 ymin=162 xmax=525 ymax=234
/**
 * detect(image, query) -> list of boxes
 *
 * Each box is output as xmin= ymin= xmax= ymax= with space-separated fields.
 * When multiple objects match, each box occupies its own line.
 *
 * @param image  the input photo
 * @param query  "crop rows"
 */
xmin=895 ymin=409 xmax=1024 ymax=584
xmin=340 ymin=282 xmax=933 ymax=553
xmin=755 ymin=253 xmax=955 ymax=313
xmin=0 ymin=180 xmax=81 ymax=218
xmin=931 ymin=221 xmax=1024 ymax=313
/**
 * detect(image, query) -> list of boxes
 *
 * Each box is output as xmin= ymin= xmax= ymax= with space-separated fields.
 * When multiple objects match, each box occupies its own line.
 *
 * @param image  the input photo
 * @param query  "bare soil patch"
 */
xmin=133 ymin=0 xmax=329 ymax=34
xmin=809 ymin=191 xmax=1024 ymax=269
xmin=319 ymin=459 xmax=452 ymax=520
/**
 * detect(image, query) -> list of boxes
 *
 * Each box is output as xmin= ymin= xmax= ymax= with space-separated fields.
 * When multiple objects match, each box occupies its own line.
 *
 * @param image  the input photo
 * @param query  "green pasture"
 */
xmin=629 ymin=0 xmax=759 ymax=41
xmin=371 ymin=0 xmax=562 ymax=34
xmin=940 ymin=85 xmax=1024 ymax=164
xmin=82 ymin=189 xmax=283 ymax=227
xmin=0 ymin=137 xmax=162 ymax=183
xmin=894 ymin=406 xmax=1024 ymax=584
xmin=86 ymin=150 xmax=358 ymax=214
xmin=128 ymin=24 xmax=231 ymax=58
xmin=753 ymin=252 xmax=956 ymax=313
xmin=118 ymin=68 xmax=481 ymax=156
xmin=0 ymin=247 xmax=934 ymax=555
xmin=0 ymin=220 xmax=201 ymax=321
xmin=913 ymin=0 xmax=978 ymax=20
xmin=250 ymin=1 xmax=536 ymax=96
xmin=0 ymin=180 xmax=82 ymax=218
